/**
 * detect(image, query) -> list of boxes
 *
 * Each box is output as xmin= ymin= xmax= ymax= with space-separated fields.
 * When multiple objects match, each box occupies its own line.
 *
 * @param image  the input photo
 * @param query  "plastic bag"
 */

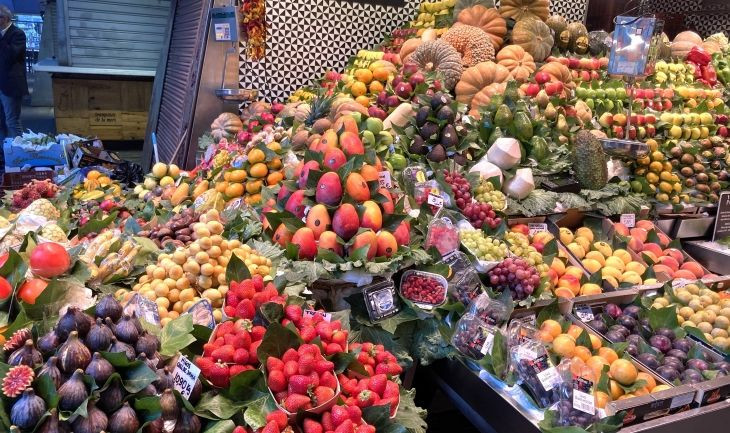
xmin=466 ymin=293 xmax=509 ymax=326
xmin=451 ymin=314 xmax=498 ymax=360
xmin=510 ymin=336 xmax=562 ymax=408
xmin=425 ymin=216 xmax=459 ymax=255
xmin=556 ymin=359 xmax=599 ymax=427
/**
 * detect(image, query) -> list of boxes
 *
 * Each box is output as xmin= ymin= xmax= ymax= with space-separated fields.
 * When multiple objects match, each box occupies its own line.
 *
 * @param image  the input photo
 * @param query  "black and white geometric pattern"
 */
xmin=239 ymin=0 xmax=589 ymax=102
xmin=641 ymin=0 xmax=730 ymax=38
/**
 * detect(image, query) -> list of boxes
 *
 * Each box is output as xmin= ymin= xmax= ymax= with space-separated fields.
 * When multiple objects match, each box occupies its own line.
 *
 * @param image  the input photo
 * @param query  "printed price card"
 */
xmin=173 ymin=355 xmax=201 ymax=400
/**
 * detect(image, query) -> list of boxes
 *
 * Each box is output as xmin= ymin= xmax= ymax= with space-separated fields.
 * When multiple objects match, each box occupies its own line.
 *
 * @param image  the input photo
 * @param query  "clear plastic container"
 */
xmin=442 ymin=251 xmax=484 ymax=305
xmin=451 ymin=314 xmax=499 ymax=360
xmin=399 ymin=269 xmax=448 ymax=310
xmin=510 ymin=338 xmax=562 ymax=408
xmin=466 ymin=293 xmax=509 ymax=327
xmin=556 ymin=360 xmax=599 ymax=427
xmin=425 ymin=217 xmax=460 ymax=255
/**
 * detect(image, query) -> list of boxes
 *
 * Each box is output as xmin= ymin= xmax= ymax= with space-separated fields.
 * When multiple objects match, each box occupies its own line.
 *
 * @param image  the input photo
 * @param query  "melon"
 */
xmin=671 ymin=31 xmax=702 ymax=58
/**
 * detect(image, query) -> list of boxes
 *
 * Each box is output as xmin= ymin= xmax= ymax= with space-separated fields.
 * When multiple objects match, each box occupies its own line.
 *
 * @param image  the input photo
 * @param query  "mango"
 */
xmin=318 ymin=231 xmax=343 ymax=256
xmin=315 ymin=172 xmax=343 ymax=206
xmin=345 ymin=172 xmax=370 ymax=202
xmin=317 ymin=129 xmax=339 ymax=152
xmin=334 ymin=115 xmax=359 ymax=135
xmin=306 ymin=204 xmax=331 ymax=239
xmin=376 ymin=231 xmax=398 ymax=258
xmin=285 ymin=190 xmax=306 ymax=218
xmin=332 ymin=203 xmax=360 ymax=241
xmin=351 ymin=230 xmax=377 ymax=260
xmin=323 ymin=147 xmax=347 ymax=171
xmin=299 ymin=160 xmax=321 ymax=189
xmin=393 ymin=221 xmax=410 ymax=246
xmin=359 ymin=164 xmax=379 ymax=182
xmin=377 ymin=188 xmax=394 ymax=214
xmin=277 ymin=183 xmax=293 ymax=203
xmin=340 ymin=131 xmax=365 ymax=156
xmin=360 ymin=200 xmax=383 ymax=231
xmin=272 ymin=223 xmax=292 ymax=248
xmin=292 ymin=227 xmax=317 ymax=260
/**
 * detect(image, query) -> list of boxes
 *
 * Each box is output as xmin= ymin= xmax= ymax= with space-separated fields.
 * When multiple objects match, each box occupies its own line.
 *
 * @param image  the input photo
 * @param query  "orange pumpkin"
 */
xmin=499 ymin=0 xmax=550 ymax=22
xmin=538 ymin=61 xmax=574 ymax=88
xmin=457 ymin=6 xmax=507 ymax=50
xmin=470 ymin=83 xmax=508 ymax=117
xmin=455 ymin=61 xmax=510 ymax=107
xmin=399 ymin=38 xmax=422 ymax=62
xmin=496 ymin=45 xmax=535 ymax=82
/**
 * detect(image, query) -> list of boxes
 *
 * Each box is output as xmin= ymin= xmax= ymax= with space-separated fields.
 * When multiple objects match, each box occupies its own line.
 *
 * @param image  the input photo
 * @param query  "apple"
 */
xmin=569 ymin=57 xmax=580 ymax=69
xmin=613 ymin=126 xmax=624 ymax=138
xmin=598 ymin=112 xmax=613 ymax=128
xmin=590 ymin=70 xmax=600 ymax=81
xmin=590 ymin=58 xmax=601 ymax=70
xmin=663 ymin=99 xmax=673 ymax=110
xmin=646 ymin=124 xmax=656 ymax=137
xmin=525 ymin=83 xmax=540 ymax=97
xmin=535 ymin=71 xmax=550 ymax=84
xmin=628 ymin=126 xmax=637 ymax=140
xmin=580 ymin=70 xmax=591 ymax=82
xmin=645 ymin=114 xmax=656 ymax=124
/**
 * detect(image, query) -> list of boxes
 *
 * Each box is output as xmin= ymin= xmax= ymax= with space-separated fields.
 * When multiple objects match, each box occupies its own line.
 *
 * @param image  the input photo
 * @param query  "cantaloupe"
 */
xmin=671 ymin=31 xmax=702 ymax=58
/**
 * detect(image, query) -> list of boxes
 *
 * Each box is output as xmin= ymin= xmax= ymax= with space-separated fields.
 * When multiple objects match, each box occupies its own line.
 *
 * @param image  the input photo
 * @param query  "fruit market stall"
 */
xmin=2 ymin=1 xmax=730 ymax=433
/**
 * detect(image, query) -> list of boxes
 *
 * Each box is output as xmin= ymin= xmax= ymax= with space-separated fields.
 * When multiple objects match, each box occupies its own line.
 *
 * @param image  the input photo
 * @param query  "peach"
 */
xmin=673 ymin=269 xmax=697 ymax=280
xmin=613 ymin=222 xmax=630 ymax=237
xmin=564 ymin=266 xmax=585 ymax=279
xmin=642 ymin=243 xmax=663 ymax=258
xmin=657 ymin=232 xmax=671 ymax=248
xmin=558 ymin=274 xmax=581 ymax=296
xmin=627 ymin=237 xmax=644 ymax=252
xmin=663 ymin=248 xmax=684 ymax=265
xmin=680 ymin=262 xmax=705 ymax=279
xmin=652 ymin=264 xmax=674 ymax=279
xmin=642 ymin=250 xmax=658 ymax=264
xmin=554 ymin=287 xmax=575 ymax=299
xmin=551 ymin=257 xmax=566 ymax=275
xmin=547 ymin=268 xmax=560 ymax=286
xmin=580 ymin=283 xmax=602 ymax=296
xmin=636 ymin=220 xmax=655 ymax=230
xmin=657 ymin=256 xmax=679 ymax=273
xmin=630 ymin=228 xmax=648 ymax=242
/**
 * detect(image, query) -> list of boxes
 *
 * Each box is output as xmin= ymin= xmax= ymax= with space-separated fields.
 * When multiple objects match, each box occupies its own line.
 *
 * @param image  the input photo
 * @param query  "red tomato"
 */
xmin=0 ymin=276 xmax=11 ymax=300
xmin=30 ymin=243 xmax=71 ymax=279
xmin=19 ymin=278 xmax=48 ymax=304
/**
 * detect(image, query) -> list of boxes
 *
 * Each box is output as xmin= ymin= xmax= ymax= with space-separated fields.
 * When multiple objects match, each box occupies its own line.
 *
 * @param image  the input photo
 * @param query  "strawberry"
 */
xmin=298 ymin=354 xmax=315 ymax=375
xmin=275 ymin=391 xmax=288 ymax=402
xmin=211 ymin=345 xmax=235 ymax=363
xmin=367 ymin=374 xmax=387 ymax=396
xmin=237 ymin=331 xmax=252 ymax=349
xmin=196 ymin=356 xmax=214 ymax=372
xmin=218 ymin=321 xmax=235 ymax=335
xmin=249 ymin=340 xmax=261 ymax=364
xmin=232 ymin=427 xmax=247 ymax=433
xmin=266 ymin=410 xmax=288 ymax=429
xmin=283 ymin=360 xmax=299 ymax=378
xmin=355 ymin=424 xmax=375 ymax=433
xmin=303 ymin=418 xmax=323 ymax=433
xmin=339 ymin=376 xmax=358 ymax=395
xmin=331 ymin=320 xmax=341 ymax=331
xmin=261 ymin=420 xmax=280 ymax=433
xmin=288 ymin=374 xmax=313 ymax=395
xmin=330 ymin=406 xmax=351 ymax=427
xmin=233 ymin=348 xmax=249 ymax=364
xmin=226 ymin=292 xmax=240 ymax=307
xmin=224 ymin=305 xmax=236 ymax=318
xmin=364 ymin=365 xmax=375 ymax=377
xmin=325 ymin=343 xmax=344 ymax=356
xmin=356 ymin=390 xmax=378 ymax=408
xmin=319 ymin=371 xmax=337 ymax=389
xmin=251 ymin=326 xmax=267 ymax=341
xmin=267 ymin=357 xmax=285 ymax=372
xmin=268 ymin=369 xmax=287 ymax=393
xmin=321 ymin=411 xmax=334 ymax=431
xmin=284 ymin=393 xmax=312 ymax=412
xmin=345 ymin=405 xmax=362 ymax=423
xmin=382 ymin=380 xmax=399 ymax=399
xmin=282 ymin=348 xmax=299 ymax=363
xmin=206 ymin=361 xmax=230 ymax=388
xmin=314 ymin=359 xmax=335 ymax=375
xmin=264 ymin=287 xmax=280 ymax=299
xmin=285 ymin=304 xmax=303 ymax=323
xmin=334 ymin=419 xmax=355 ymax=433
xmin=229 ymin=364 xmax=247 ymax=377
xmin=375 ymin=361 xmax=402 ymax=376
xmin=299 ymin=325 xmax=317 ymax=342
xmin=235 ymin=299 xmax=256 ymax=320
xmin=356 ymin=351 xmax=373 ymax=366
xmin=313 ymin=386 xmax=335 ymax=405
xmin=380 ymin=397 xmax=399 ymax=416
xmin=298 ymin=343 xmax=318 ymax=358
xmin=315 ymin=322 xmax=333 ymax=340
xmin=203 ymin=343 xmax=217 ymax=357
xmin=252 ymin=274 xmax=264 ymax=291
xmin=375 ymin=351 xmax=392 ymax=364
xmin=309 ymin=371 xmax=320 ymax=388
xmin=331 ymin=330 xmax=347 ymax=346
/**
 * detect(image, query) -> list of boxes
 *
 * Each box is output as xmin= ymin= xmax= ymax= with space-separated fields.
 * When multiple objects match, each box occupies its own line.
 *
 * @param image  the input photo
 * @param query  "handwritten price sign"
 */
xmin=173 ymin=355 xmax=200 ymax=399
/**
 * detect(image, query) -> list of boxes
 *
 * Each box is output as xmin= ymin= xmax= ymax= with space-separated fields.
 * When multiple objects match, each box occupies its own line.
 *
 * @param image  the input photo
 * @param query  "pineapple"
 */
xmin=304 ymin=94 xmax=335 ymax=126
xmin=21 ymin=199 xmax=60 ymax=220
xmin=40 ymin=224 xmax=68 ymax=243
xmin=213 ymin=149 xmax=231 ymax=169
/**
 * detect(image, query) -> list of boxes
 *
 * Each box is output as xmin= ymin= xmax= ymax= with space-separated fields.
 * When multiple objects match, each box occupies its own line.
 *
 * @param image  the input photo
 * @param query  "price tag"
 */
xmin=575 ymin=305 xmax=595 ymax=322
xmin=480 ymin=332 xmax=495 ymax=355
xmin=303 ymin=309 xmax=332 ymax=322
xmin=427 ymin=193 xmax=444 ymax=209
xmin=597 ymin=408 xmax=607 ymax=419
xmin=378 ymin=171 xmax=393 ymax=189
xmin=517 ymin=344 xmax=538 ymax=360
xmin=186 ymin=299 xmax=215 ymax=329
xmin=620 ymin=214 xmax=636 ymax=228
xmin=172 ymin=355 xmax=201 ymax=400
xmin=528 ymin=223 xmax=548 ymax=236
xmin=670 ymin=392 xmax=695 ymax=409
xmin=536 ymin=366 xmax=561 ymax=391
xmin=573 ymin=389 xmax=596 ymax=415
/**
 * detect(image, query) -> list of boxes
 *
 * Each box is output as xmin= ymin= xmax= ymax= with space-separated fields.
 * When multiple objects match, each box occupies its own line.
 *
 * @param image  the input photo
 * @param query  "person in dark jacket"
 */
xmin=0 ymin=5 xmax=28 ymax=143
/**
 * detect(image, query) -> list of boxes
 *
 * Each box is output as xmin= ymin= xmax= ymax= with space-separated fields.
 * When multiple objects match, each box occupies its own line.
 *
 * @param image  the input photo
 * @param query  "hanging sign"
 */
xmin=608 ymin=16 xmax=656 ymax=77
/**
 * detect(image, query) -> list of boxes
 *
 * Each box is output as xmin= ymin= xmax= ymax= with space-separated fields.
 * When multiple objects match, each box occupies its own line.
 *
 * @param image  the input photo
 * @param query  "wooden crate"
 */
xmin=52 ymin=77 xmax=153 ymax=141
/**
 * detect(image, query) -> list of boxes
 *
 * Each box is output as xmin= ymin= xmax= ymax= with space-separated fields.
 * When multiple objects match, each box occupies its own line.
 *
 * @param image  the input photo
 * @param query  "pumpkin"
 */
xmin=470 ymin=83 xmax=507 ymax=116
xmin=538 ymin=61 xmax=573 ymax=88
xmin=511 ymin=18 xmax=554 ymax=61
xmin=455 ymin=61 xmax=510 ymax=106
xmin=499 ymin=0 xmax=549 ymax=22
xmin=457 ymin=6 xmax=507 ymax=50
xmin=671 ymin=31 xmax=702 ymax=58
xmin=453 ymin=0 xmax=496 ymax=19
xmin=442 ymin=23 xmax=496 ymax=67
xmin=545 ymin=15 xmax=568 ymax=36
xmin=210 ymin=112 xmax=243 ymax=140
xmin=399 ymin=38 xmax=422 ymax=62
xmin=410 ymin=39 xmax=464 ymax=90
xmin=566 ymin=22 xmax=588 ymax=50
xmin=496 ymin=45 xmax=535 ymax=82
xmin=702 ymin=40 xmax=722 ymax=55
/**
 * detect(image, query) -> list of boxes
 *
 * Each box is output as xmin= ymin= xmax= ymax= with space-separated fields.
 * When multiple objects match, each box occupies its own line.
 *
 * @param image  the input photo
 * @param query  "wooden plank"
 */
xmin=89 ymin=126 xmax=125 ymax=140
xmin=87 ymin=81 xmax=122 ymax=110
xmin=52 ymin=78 xmax=89 ymax=113
xmin=56 ymin=117 xmax=90 ymax=134
xmin=89 ymin=110 xmax=123 ymax=126
xmin=120 ymin=81 xmax=153 ymax=112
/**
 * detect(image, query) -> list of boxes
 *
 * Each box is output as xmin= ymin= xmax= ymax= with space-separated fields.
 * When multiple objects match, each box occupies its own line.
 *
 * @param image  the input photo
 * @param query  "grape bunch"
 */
xmin=462 ymin=202 xmax=501 ymax=229
xmin=460 ymin=229 xmax=509 ymax=261
xmin=504 ymin=232 xmax=550 ymax=276
xmin=443 ymin=170 xmax=472 ymax=211
xmin=487 ymin=257 xmax=541 ymax=300
xmin=474 ymin=180 xmax=506 ymax=211
xmin=10 ymin=179 xmax=59 ymax=210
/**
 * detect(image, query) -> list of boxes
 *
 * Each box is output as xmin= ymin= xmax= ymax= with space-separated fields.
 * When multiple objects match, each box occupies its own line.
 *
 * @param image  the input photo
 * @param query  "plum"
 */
xmin=667 ymin=349 xmax=688 ymax=361
xmin=589 ymin=319 xmax=608 ymax=334
xmin=655 ymin=328 xmax=676 ymax=341
xmin=627 ymin=344 xmax=639 ymax=356
xmin=623 ymin=305 xmax=641 ymax=319
xmin=637 ymin=353 xmax=660 ymax=370
xmin=687 ymin=358 xmax=709 ymax=372
xmin=640 ymin=317 xmax=651 ymax=327
xmin=617 ymin=315 xmax=637 ymax=330
xmin=609 ymin=324 xmax=631 ymax=338
xmin=605 ymin=330 xmax=626 ymax=342
xmin=672 ymin=338 xmax=693 ymax=353
xmin=681 ymin=368 xmax=702 ymax=384
xmin=663 ymin=357 xmax=684 ymax=372
xmin=605 ymin=303 xmax=622 ymax=319
xmin=656 ymin=365 xmax=680 ymax=381
xmin=650 ymin=335 xmax=672 ymax=353
xmin=627 ymin=334 xmax=643 ymax=346
xmin=713 ymin=361 xmax=730 ymax=373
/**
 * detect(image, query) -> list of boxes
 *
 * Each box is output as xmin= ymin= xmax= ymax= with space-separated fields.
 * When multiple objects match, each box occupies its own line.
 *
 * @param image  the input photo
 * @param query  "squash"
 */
xmin=457 ymin=6 xmax=507 ymax=50
xmin=487 ymin=137 xmax=522 ymax=170
xmin=499 ymin=0 xmax=549 ymax=22
xmin=469 ymin=82 xmax=507 ymax=116
xmin=210 ymin=112 xmax=243 ymax=140
xmin=702 ymin=40 xmax=722 ymax=55
xmin=566 ymin=22 xmax=588 ymax=50
xmin=503 ymin=168 xmax=535 ymax=199
xmin=455 ymin=61 xmax=510 ymax=106
xmin=383 ymin=103 xmax=415 ymax=131
xmin=442 ymin=23 xmax=496 ymax=67
xmin=671 ymin=31 xmax=702 ymax=58
xmin=538 ymin=61 xmax=573 ymax=88
xmin=545 ymin=15 xmax=568 ymax=36
xmin=511 ymin=18 xmax=554 ymax=62
xmin=399 ymin=38 xmax=422 ymax=62
xmin=496 ymin=45 xmax=535 ymax=82
xmin=410 ymin=39 xmax=464 ymax=90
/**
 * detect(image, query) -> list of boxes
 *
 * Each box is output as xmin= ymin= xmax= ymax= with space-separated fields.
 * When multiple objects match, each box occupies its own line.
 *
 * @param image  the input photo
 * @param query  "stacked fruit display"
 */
xmin=410 ymin=0 xmax=454 ymax=29
xmin=8 ymin=179 xmax=59 ymax=211
xmin=197 ymin=319 xmax=267 ymax=387
xmin=74 ymin=169 xmax=123 ymax=201
xmin=215 ymin=141 xmax=286 ymax=206
xmin=633 ymin=148 xmax=682 ymax=204
xmin=223 ymin=274 xmax=285 ymax=320
xmin=345 ymin=60 xmax=397 ymax=108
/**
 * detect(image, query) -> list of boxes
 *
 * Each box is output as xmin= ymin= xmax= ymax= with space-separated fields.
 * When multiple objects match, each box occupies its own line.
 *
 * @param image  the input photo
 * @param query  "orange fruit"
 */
xmin=350 ymin=81 xmax=367 ymax=97
xmin=598 ymin=347 xmax=618 ymax=364
xmin=223 ymin=171 xmax=231 ymax=181
xmin=245 ymin=193 xmax=262 ymax=205
xmin=574 ymin=345 xmax=592 ymax=362
xmin=224 ymin=183 xmax=244 ymax=198
xmin=246 ymin=180 xmax=263 ymax=194
xmin=595 ymin=391 xmax=610 ymax=409
xmin=229 ymin=169 xmax=247 ymax=182
xmin=567 ymin=324 xmax=584 ymax=340
xmin=249 ymin=162 xmax=268 ymax=178
xmin=369 ymin=81 xmax=384 ymax=94
xmin=372 ymin=68 xmax=390 ymax=82
xmin=587 ymin=356 xmax=609 ymax=378
xmin=540 ymin=319 xmax=563 ymax=338
xmin=354 ymin=68 xmax=373 ymax=84
xmin=636 ymin=372 xmax=656 ymax=391
xmin=634 ymin=387 xmax=649 ymax=396
xmin=552 ymin=334 xmax=576 ymax=358
xmin=267 ymin=157 xmax=283 ymax=170
xmin=215 ymin=181 xmax=228 ymax=193
xmin=266 ymin=171 xmax=283 ymax=185
xmin=609 ymin=379 xmax=625 ymax=400
xmin=589 ymin=334 xmax=602 ymax=350
xmin=359 ymin=164 xmax=379 ymax=182
xmin=618 ymin=393 xmax=634 ymax=400
xmin=610 ymin=359 xmax=638 ymax=386
xmin=536 ymin=330 xmax=554 ymax=343
xmin=355 ymin=95 xmax=371 ymax=107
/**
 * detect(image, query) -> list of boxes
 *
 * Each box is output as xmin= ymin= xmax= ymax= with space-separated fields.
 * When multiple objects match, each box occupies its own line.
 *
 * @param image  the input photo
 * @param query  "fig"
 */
xmin=605 ymin=303 xmax=622 ymax=319
xmin=408 ymin=135 xmax=428 ymax=155
xmin=431 ymin=92 xmax=449 ymax=111
xmin=71 ymin=401 xmax=108 ymax=433
xmin=36 ymin=408 xmax=63 ymax=433
xmin=137 ymin=353 xmax=158 ymax=370
xmin=109 ymin=402 xmax=140 ymax=433
xmin=135 ymin=332 xmax=160 ymax=358
xmin=415 ymin=106 xmax=431 ymax=127
xmin=189 ymin=379 xmax=202 ymax=405
xmin=649 ymin=334 xmax=672 ymax=353
xmin=656 ymin=365 xmax=679 ymax=381
xmin=173 ymin=409 xmax=201 ymax=433
xmin=637 ymin=353 xmax=660 ymax=370
xmin=86 ymin=352 xmax=114 ymax=386
xmin=419 ymin=122 xmax=440 ymax=141
xmin=687 ymin=358 xmax=709 ymax=372
xmin=143 ymin=417 xmax=164 ymax=433
xmin=38 ymin=356 xmax=63 ymax=389
xmin=427 ymin=144 xmax=447 ymax=162
xmin=623 ymin=305 xmax=641 ymax=319
xmin=138 ymin=384 xmax=157 ymax=397
xmin=56 ymin=307 xmax=92 ymax=340
xmin=161 ymin=389 xmax=180 ymax=421
xmin=617 ymin=315 xmax=637 ymax=329
xmin=588 ymin=319 xmax=608 ymax=334
xmin=109 ymin=337 xmax=136 ymax=361
xmin=99 ymin=376 xmax=125 ymax=413
xmin=10 ymin=389 xmax=46 ymax=429
xmin=7 ymin=340 xmax=43 ymax=367
xmin=37 ymin=330 xmax=60 ymax=356
xmin=58 ymin=369 xmax=89 ymax=411
xmin=114 ymin=314 xmax=140 ymax=345
xmin=156 ymin=367 xmax=174 ymax=392
xmin=436 ymin=105 xmax=455 ymax=123
xmin=440 ymin=124 xmax=459 ymax=148
xmin=57 ymin=331 xmax=91 ymax=373
xmin=672 ymin=338 xmax=693 ymax=353
xmin=86 ymin=318 xmax=113 ymax=352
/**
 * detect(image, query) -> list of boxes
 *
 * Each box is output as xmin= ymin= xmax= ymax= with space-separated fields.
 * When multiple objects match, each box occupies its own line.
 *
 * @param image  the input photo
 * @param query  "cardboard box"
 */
xmin=3 ymin=138 xmax=67 ymax=172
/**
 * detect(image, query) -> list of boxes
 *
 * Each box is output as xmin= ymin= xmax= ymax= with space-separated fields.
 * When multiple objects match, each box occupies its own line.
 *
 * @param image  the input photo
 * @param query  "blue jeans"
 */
xmin=0 ymin=90 xmax=22 ymax=143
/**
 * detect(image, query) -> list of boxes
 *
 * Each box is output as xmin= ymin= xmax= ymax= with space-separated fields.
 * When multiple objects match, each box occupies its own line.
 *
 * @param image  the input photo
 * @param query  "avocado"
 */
xmin=420 ymin=122 xmax=440 ymax=141
xmin=427 ymin=144 xmax=447 ymax=162
xmin=440 ymin=124 xmax=459 ymax=148
xmin=416 ymin=106 xmax=431 ymax=127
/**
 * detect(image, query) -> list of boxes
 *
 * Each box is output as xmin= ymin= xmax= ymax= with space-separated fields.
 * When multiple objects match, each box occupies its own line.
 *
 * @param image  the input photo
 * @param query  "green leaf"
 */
xmin=256 ymin=322 xmax=302 ymax=364
xmin=537 ymin=299 xmax=561 ymax=325
xmin=78 ymin=211 xmax=118 ymax=237
xmin=0 ymin=249 xmax=28 ymax=290
xmin=379 ymin=309 xmax=419 ymax=334
xmin=159 ymin=314 xmax=197 ymax=356
xmin=362 ymin=404 xmax=396 ymax=433
xmin=224 ymin=369 xmax=266 ymax=403
xmin=195 ymin=392 xmax=247 ymax=420
xmin=576 ymin=329 xmax=593 ymax=349
xmin=34 ymin=373 xmax=60 ymax=409
xmin=122 ymin=362 xmax=158 ymax=393
xmin=648 ymin=306 xmax=679 ymax=331
xmin=538 ymin=409 xmax=589 ymax=433
xmin=203 ymin=420 xmax=236 ymax=433
xmin=243 ymin=395 xmax=276 ymax=430
xmin=22 ymin=278 xmax=70 ymax=321
xmin=393 ymin=387 xmax=428 ymax=433
xmin=260 ymin=302 xmax=284 ymax=324
xmin=226 ymin=252 xmax=252 ymax=284
xmin=616 ymin=379 xmax=647 ymax=394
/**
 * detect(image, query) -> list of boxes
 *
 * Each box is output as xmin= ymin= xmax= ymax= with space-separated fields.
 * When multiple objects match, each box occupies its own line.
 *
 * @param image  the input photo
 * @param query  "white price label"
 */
xmin=427 ymin=193 xmax=444 ymax=208
xmin=214 ymin=23 xmax=232 ymax=41
xmin=172 ymin=355 xmax=201 ymax=400
xmin=536 ymin=367 xmax=561 ymax=391
xmin=620 ymin=214 xmax=636 ymax=228
xmin=597 ymin=408 xmax=607 ymax=419
xmin=517 ymin=344 xmax=538 ymax=360
xmin=480 ymin=332 xmax=495 ymax=355
xmin=573 ymin=390 xmax=596 ymax=415
xmin=378 ymin=171 xmax=393 ymax=189
xmin=303 ymin=310 xmax=332 ymax=322
xmin=575 ymin=305 xmax=595 ymax=322
xmin=528 ymin=223 xmax=548 ymax=236
xmin=670 ymin=392 xmax=694 ymax=409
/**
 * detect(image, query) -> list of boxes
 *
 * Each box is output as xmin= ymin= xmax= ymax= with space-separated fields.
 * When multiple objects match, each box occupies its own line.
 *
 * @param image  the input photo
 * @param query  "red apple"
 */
xmin=535 ymin=71 xmax=550 ymax=84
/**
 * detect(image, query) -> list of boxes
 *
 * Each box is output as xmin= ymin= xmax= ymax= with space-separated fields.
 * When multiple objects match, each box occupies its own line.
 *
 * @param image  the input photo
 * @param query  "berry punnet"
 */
xmin=338 ymin=373 xmax=401 ymax=416
xmin=400 ymin=271 xmax=447 ymax=306
xmin=197 ymin=319 xmax=266 ymax=388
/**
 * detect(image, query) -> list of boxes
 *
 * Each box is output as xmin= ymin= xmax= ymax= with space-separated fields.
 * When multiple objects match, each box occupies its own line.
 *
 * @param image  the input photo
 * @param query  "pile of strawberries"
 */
xmin=224 ymin=275 xmax=285 ymax=320
xmin=303 ymin=405 xmax=376 ymax=433
xmin=266 ymin=344 xmax=338 ymax=413
xmin=338 ymin=373 xmax=400 ymax=416
xmin=196 ymin=319 xmax=267 ymax=387
xmin=349 ymin=342 xmax=403 ymax=377
xmin=283 ymin=305 xmax=348 ymax=355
